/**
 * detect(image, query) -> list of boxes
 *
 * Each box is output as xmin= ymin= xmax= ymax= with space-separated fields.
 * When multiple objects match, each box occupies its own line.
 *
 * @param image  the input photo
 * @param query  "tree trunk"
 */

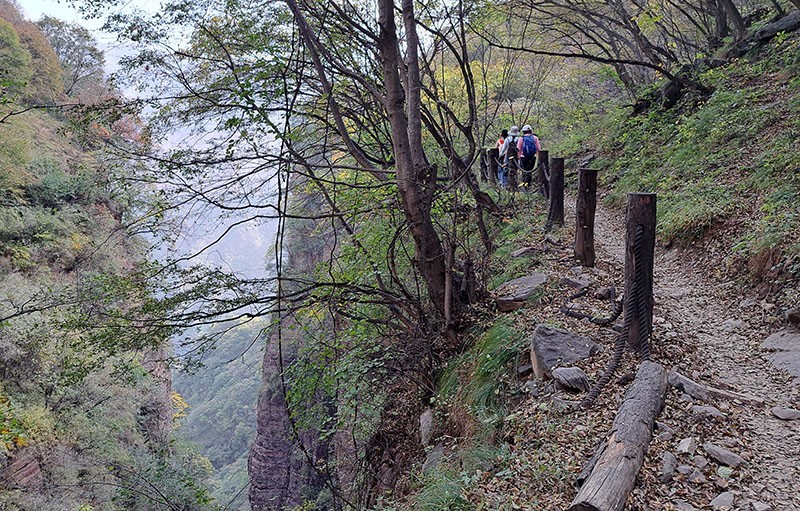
xmin=718 ymin=0 xmax=746 ymax=40
xmin=569 ymin=361 xmax=667 ymax=511
xmin=377 ymin=0 xmax=448 ymax=318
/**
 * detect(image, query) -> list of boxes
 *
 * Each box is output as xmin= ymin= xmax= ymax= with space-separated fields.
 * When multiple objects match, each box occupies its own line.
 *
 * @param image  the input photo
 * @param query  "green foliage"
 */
xmin=0 ymin=17 xmax=33 ymax=102
xmin=0 ymin=389 xmax=28 ymax=450
xmin=438 ymin=318 xmax=526 ymax=425
xmin=173 ymin=322 xmax=262 ymax=510
xmin=555 ymin=31 xmax=800 ymax=288
xmin=24 ymin=156 xmax=98 ymax=207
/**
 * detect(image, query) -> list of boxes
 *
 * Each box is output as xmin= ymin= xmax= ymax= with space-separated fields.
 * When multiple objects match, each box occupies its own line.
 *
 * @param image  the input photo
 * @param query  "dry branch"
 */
xmin=668 ymin=368 xmax=764 ymax=405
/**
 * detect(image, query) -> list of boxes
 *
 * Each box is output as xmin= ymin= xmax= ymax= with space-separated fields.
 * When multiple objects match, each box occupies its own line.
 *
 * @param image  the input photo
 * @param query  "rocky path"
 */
xmin=587 ymin=201 xmax=800 ymax=510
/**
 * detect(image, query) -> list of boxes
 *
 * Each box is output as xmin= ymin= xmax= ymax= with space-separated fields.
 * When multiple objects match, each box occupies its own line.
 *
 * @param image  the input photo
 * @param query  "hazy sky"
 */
xmin=20 ymin=0 xmax=100 ymax=27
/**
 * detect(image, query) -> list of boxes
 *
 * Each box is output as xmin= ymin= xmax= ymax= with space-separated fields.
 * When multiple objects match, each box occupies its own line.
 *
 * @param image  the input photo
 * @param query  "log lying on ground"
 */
xmin=569 ymin=361 xmax=667 ymax=511
xmin=668 ymin=369 xmax=764 ymax=405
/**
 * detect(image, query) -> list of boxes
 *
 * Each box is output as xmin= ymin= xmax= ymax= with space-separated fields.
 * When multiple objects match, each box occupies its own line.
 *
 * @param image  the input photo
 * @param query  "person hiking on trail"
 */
xmin=495 ymin=129 xmax=508 ymax=185
xmin=517 ymin=125 xmax=541 ymax=189
xmin=499 ymin=125 xmax=520 ymax=188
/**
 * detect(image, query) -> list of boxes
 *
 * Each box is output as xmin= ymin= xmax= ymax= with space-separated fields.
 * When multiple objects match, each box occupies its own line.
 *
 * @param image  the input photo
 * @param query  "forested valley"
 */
xmin=1 ymin=0 xmax=799 ymax=509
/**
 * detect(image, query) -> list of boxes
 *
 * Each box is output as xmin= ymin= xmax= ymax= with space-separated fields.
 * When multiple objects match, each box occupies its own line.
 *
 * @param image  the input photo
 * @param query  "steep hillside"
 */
xmin=0 ymin=3 xmax=216 ymax=509
xmin=558 ymin=27 xmax=800 ymax=304
xmin=370 ymin=17 xmax=800 ymax=511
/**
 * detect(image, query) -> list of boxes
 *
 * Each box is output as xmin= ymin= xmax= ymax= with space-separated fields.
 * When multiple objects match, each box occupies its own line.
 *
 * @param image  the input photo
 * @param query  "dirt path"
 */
xmin=587 ymin=200 xmax=800 ymax=510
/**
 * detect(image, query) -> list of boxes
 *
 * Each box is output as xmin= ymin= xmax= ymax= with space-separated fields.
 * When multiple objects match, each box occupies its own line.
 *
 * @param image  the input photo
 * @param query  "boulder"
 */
xmin=529 ymin=325 xmax=600 ymax=379
xmin=495 ymin=273 xmax=548 ymax=312
xmin=691 ymin=405 xmax=725 ymax=419
xmin=422 ymin=443 xmax=444 ymax=473
xmin=552 ymin=366 xmax=590 ymax=392
xmin=688 ymin=469 xmax=707 ymax=483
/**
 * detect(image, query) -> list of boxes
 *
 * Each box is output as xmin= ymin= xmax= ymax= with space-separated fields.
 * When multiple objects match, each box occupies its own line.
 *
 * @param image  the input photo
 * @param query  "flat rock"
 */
xmin=770 ymin=406 xmax=800 ymax=420
xmin=559 ymin=275 xmax=590 ymax=289
xmin=674 ymin=499 xmax=699 ymax=511
xmin=692 ymin=405 xmax=725 ymax=419
xmin=703 ymin=442 xmax=745 ymax=467
xmin=594 ymin=287 xmax=615 ymax=300
xmin=422 ymin=443 xmax=444 ymax=473
xmin=677 ymin=437 xmax=698 ymax=455
xmin=552 ymin=366 xmax=590 ymax=392
xmin=656 ymin=431 xmax=673 ymax=442
xmin=721 ymin=319 xmax=744 ymax=332
xmin=530 ymin=325 xmax=600 ymax=379
xmin=516 ymin=363 xmax=533 ymax=377
xmin=688 ymin=469 xmax=707 ymax=483
xmin=710 ymin=491 xmax=735 ymax=510
xmin=677 ymin=464 xmax=693 ymax=475
xmin=693 ymin=455 xmax=709 ymax=469
xmin=495 ymin=274 xmax=548 ymax=311
xmin=787 ymin=306 xmax=800 ymax=325
xmin=511 ymin=246 xmax=539 ymax=258
xmin=660 ymin=451 xmax=677 ymax=483
xmin=761 ymin=328 xmax=800 ymax=383
xmin=751 ymin=501 xmax=772 ymax=511
xmin=419 ymin=409 xmax=434 ymax=446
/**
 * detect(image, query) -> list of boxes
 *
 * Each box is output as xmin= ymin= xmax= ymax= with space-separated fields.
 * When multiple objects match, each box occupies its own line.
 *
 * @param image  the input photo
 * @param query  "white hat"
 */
xmin=509 ymin=126 xmax=519 ymax=136
xmin=522 ymin=124 xmax=532 ymax=133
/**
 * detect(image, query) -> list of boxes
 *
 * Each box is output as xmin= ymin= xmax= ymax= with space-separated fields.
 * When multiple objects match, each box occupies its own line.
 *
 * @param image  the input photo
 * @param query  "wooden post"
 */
xmin=574 ymin=169 xmax=599 ymax=267
xmin=545 ymin=157 xmax=564 ymax=230
xmin=569 ymin=361 xmax=667 ymax=511
xmin=537 ymin=150 xmax=550 ymax=199
xmin=624 ymin=192 xmax=656 ymax=354
xmin=507 ymin=160 xmax=518 ymax=191
xmin=487 ymin=148 xmax=498 ymax=186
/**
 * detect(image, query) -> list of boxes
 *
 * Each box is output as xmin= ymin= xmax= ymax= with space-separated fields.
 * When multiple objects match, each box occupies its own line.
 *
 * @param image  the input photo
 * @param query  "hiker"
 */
xmin=499 ymin=125 xmax=520 ymax=188
xmin=517 ymin=125 xmax=541 ymax=190
xmin=494 ymin=129 xmax=508 ymax=185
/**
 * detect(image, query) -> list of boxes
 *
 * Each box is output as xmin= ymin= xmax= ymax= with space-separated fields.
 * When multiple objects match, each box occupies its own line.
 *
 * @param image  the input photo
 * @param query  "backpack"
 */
xmin=520 ymin=136 xmax=537 ymax=159
xmin=505 ymin=136 xmax=519 ymax=162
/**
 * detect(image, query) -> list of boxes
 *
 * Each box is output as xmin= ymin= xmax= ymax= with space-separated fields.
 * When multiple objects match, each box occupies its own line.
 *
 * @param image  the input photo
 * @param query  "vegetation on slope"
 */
xmin=0 ymin=2 xmax=218 ymax=509
xmin=556 ymin=29 xmax=800 ymax=301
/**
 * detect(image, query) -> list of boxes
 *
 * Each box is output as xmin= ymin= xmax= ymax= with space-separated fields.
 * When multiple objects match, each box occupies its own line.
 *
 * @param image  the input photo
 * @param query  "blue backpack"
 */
xmin=520 ymin=136 xmax=537 ymax=159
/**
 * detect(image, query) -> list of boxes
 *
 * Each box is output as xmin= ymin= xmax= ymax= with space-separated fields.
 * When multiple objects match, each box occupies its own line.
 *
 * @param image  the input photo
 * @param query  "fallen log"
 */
xmin=668 ymin=369 xmax=764 ymax=405
xmin=569 ymin=361 xmax=667 ymax=511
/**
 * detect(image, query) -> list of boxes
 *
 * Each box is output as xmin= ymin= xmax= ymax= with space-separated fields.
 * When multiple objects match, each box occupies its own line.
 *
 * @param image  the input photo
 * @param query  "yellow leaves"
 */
xmin=0 ymin=391 xmax=29 ymax=451
xmin=171 ymin=391 xmax=191 ymax=424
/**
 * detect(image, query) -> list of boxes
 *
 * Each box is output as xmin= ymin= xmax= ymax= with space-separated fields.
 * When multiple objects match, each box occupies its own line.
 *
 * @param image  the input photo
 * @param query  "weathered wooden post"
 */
xmin=487 ymin=147 xmax=498 ymax=186
xmin=545 ymin=157 xmax=565 ymax=230
xmin=507 ymin=159 xmax=518 ymax=191
xmin=537 ymin=150 xmax=550 ymax=199
xmin=624 ymin=192 xmax=656 ymax=354
xmin=574 ymin=168 xmax=599 ymax=267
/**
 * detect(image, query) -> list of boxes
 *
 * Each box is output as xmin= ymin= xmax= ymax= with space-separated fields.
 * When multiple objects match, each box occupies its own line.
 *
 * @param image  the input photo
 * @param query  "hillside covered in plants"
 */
xmin=1 ymin=0 xmax=799 ymax=509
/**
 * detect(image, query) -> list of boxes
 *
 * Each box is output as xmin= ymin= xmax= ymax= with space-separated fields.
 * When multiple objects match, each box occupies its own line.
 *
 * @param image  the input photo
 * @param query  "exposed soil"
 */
xmin=473 ymin=192 xmax=799 ymax=510
xmin=590 ymin=200 xmax=800 ymax=510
